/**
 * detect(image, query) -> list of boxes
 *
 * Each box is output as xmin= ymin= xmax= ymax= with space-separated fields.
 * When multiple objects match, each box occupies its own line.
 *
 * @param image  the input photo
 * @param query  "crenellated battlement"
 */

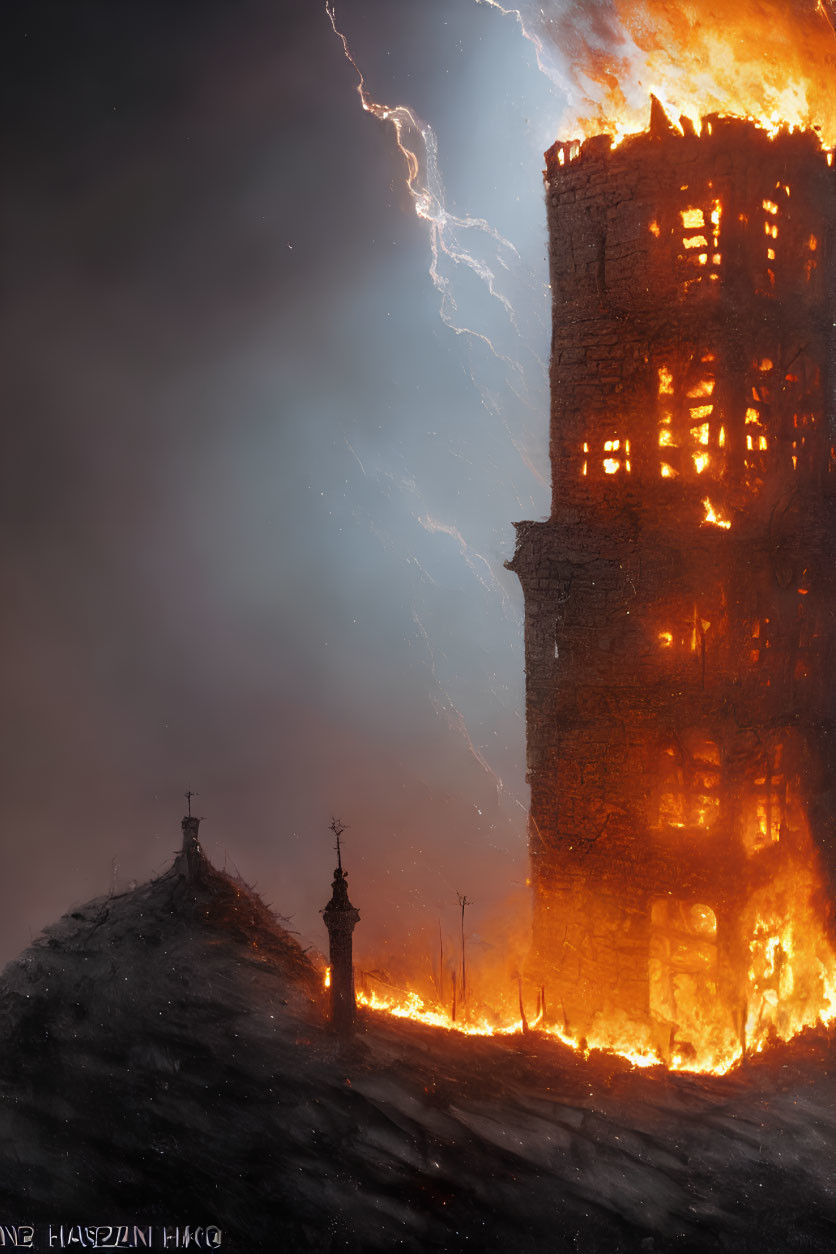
xmin=543 ymin=110 xmax=836 ymax=520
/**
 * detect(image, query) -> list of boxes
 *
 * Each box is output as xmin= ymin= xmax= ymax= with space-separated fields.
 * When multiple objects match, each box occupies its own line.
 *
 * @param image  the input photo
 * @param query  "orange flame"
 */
xmin=353 ymin=981 xmax=663 ymax=1069
xmin=556 ymin=1 xmax=836 ymax=147
xmin=346 ymin=897 xmax=836 ymax=1075
xmin=701 ymin=498 xmax=731 ymax=529
xmin=345 ymin=875 xmax=836 ymax=1075
xmin=340 ymin=822 xmax=836 ymax=1076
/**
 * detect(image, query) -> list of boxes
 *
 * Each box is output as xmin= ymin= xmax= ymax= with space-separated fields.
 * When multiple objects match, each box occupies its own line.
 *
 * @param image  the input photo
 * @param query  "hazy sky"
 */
xmin=1 ymin=0 xmax=571 ymax=968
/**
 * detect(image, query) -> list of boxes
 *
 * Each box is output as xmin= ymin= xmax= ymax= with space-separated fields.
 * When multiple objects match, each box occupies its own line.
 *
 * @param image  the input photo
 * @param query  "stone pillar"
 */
xmin=181 ymin=815 xmax=203 ymax=884
xmin=323 ymin=866 xmax=360 ymax=1035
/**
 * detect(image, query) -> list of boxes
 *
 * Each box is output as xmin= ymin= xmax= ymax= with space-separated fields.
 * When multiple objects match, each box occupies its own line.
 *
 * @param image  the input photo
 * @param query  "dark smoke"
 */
xmin=0 ymin=0 xmax=562 ymax=974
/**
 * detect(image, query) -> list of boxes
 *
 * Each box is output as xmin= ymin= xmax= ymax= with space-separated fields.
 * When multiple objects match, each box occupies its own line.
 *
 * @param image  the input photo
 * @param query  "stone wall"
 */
xmin=509 ymin=110 xmax=836 ymax=1048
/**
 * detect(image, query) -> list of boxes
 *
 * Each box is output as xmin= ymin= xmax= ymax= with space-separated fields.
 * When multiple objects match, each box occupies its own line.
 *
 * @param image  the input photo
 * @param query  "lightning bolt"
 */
xmin=411 ymin=610 xmax=504 ymax=799
xmin=327 ymin=2 xmax=521 ymax=348
xmin=417 ymin=514 xmax=512 ymax=611
xmin=324 ymin=1 xmax=545 ymax=838
xmin=324 ymin=2 xmax=549 ymax=490
xmin=472 ymin=0 xmax=575 ymax=94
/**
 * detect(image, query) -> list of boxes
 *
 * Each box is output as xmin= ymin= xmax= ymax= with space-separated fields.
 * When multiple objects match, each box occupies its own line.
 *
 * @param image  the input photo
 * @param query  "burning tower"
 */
xmin=509 ymin=102 xmax=836 ymax=1067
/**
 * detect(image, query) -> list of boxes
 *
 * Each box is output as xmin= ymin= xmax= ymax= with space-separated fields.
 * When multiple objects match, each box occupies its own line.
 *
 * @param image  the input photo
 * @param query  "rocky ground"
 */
xmin=0 ymin=845 xmax=834 ymax=1252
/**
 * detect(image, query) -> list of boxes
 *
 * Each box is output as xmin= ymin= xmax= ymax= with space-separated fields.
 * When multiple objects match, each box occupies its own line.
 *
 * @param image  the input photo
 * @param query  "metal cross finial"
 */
xmin=185 ymin=790 xmax=198 ymax=817
xmin=329 ymin=817 xmax=347 ymax=871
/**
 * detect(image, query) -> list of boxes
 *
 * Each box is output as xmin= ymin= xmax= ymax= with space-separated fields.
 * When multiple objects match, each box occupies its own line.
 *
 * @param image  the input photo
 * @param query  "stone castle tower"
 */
xmin=508 ymin=104 xmax=836 ymax=1059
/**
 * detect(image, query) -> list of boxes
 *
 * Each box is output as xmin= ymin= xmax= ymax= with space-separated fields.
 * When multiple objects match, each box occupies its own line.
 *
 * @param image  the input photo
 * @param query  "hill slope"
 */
xmin=0 ymin=846 xmax=835 ymax=1252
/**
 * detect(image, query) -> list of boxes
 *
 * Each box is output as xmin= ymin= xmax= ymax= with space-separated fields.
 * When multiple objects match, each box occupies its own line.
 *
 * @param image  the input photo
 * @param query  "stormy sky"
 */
xmin=0 ymin=0 xmax=573 ymax=969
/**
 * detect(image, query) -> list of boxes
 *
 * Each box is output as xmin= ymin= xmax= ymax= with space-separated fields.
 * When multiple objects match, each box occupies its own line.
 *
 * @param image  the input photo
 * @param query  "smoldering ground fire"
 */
xmin=343 ymin=91 xmax=836 ymax=1075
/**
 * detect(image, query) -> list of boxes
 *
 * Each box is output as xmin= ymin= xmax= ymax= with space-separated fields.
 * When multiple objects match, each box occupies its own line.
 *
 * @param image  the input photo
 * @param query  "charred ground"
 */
xmin=0 ymin=846 xmax=834 ymax=1252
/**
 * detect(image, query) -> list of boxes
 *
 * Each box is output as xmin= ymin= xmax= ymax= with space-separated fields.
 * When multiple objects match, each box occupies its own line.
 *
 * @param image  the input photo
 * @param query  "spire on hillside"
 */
xmin=180 ymin=791 xmax=204 ymax=883
xmin=322 ymin=819 xmax=360 ymax=1036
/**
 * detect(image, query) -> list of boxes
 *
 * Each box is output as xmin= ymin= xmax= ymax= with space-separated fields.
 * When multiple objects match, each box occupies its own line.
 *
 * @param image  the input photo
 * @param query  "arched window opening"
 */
xmin=649 ymin=898 xmax=719 ymax=1061
xmin=656 ymin=734 xmax=721 ymax=832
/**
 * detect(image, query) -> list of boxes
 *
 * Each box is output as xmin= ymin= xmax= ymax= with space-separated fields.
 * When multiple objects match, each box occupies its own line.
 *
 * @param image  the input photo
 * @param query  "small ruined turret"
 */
xmin=322 ymin=832 xmax=360 ymax=1036
xmin=174 ymin=792 xmax=205 ymax=885
xmin=180 ymin=814 xmax=203 ymax=884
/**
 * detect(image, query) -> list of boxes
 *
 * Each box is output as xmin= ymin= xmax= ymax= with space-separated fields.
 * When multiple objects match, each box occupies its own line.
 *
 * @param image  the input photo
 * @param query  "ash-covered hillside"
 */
xmin=1 ymin=824 xmax=835 ymax=1253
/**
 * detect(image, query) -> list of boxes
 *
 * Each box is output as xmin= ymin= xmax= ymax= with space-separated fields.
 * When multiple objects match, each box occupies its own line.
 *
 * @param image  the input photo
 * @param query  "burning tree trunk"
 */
xmin=508 ymin=104 xmax=836 ymax=1071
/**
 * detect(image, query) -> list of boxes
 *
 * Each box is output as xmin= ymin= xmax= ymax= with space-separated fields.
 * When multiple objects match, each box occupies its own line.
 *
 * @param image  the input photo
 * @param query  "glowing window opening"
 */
xmin=580 ymin=437 xmax=632 ymax=478
xmin=656 ymin=736 xmax=721 ymax=833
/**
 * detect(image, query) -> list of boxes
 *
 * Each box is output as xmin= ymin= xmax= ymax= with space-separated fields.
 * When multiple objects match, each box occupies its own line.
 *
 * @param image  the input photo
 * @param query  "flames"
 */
xmin=324 ymin=842 xmax=836 ymax=1077
xmin=336 ymin=930 xmax=835 ymax=1076
xmin=556 ymin=0 xmax=836 ymax=147
xmin=347 ymin=977 xmax=662 ymax=1070
xmin=701 ymin=499 xmax=731 ymax=529
xmin=744 ymin=861 xmax=836 ymax=1053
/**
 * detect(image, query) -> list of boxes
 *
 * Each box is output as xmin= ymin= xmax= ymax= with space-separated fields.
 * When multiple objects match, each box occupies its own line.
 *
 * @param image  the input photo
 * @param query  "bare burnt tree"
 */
xmin=456 ymin=892 xmax=473 ymax=1003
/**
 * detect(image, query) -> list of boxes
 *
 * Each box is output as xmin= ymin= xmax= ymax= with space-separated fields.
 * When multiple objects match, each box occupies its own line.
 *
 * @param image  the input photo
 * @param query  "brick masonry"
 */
xmin=507 ymin=107 xmax=836 ymax=1052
